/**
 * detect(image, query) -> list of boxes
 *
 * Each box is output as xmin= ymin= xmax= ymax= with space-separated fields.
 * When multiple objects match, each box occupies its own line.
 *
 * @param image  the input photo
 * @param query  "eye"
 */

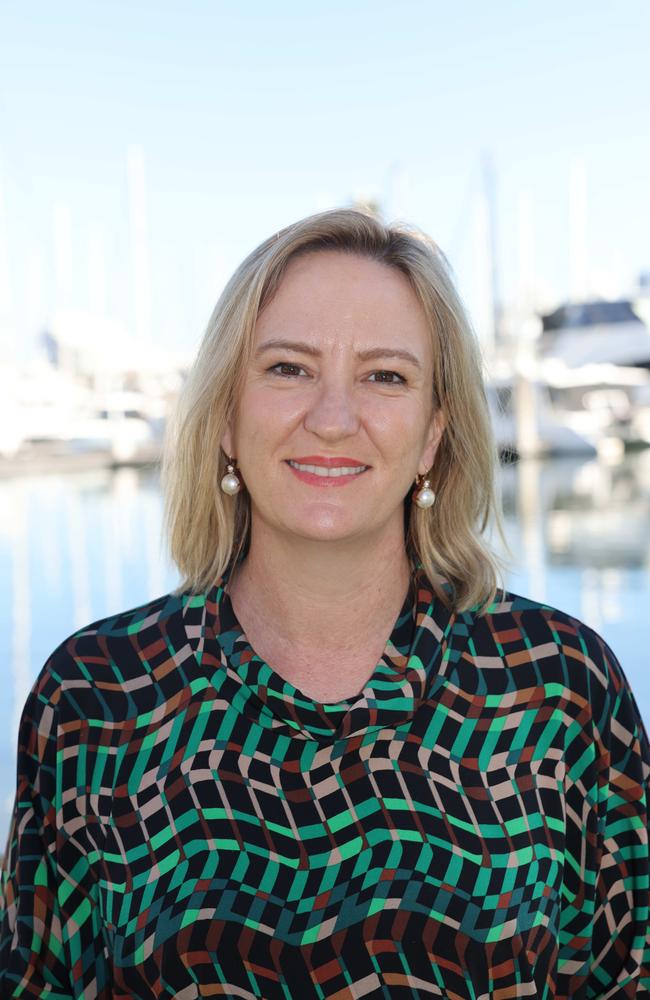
xmin=267 ymin=362 xmax=307 ymax=378
xmin=367 ymin=370 xmax=407 ymax=384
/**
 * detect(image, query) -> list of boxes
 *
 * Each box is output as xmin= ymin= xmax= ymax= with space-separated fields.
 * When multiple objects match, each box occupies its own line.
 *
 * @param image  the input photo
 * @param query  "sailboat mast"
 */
xmin=482 ymin=152 xmax=501 ymax=346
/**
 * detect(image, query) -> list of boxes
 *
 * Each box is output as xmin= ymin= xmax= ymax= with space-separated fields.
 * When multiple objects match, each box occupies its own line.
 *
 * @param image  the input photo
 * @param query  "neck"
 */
xmin=226 ymin=517 xmax=414 ymax=655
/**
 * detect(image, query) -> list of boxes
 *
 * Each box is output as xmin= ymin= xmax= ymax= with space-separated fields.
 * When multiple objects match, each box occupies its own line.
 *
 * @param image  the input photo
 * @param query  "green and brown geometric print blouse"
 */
xmin=1 ymin=568 xmax=649 ymax=998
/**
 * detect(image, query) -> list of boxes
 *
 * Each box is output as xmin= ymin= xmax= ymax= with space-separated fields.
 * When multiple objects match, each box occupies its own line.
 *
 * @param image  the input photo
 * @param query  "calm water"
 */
xmin=1 ymin=455 xmax=649 ymax=848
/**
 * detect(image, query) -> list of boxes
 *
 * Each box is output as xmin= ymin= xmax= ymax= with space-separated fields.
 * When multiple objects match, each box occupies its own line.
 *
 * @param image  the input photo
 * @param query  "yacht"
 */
xmin=488 ymin=298 xmax=650 ymax=458
xmin=539 ymin=299 xmax=650 ymax=369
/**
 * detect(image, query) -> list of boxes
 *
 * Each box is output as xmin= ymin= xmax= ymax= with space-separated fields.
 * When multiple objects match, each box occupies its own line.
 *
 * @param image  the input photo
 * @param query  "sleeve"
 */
xmin=0 ymin=675 xmax=74 ymax=1000
xmin=586 ymin=638 xmax=650 ymax=998
xmin=0 ymin=662 xmax=87 ymax=998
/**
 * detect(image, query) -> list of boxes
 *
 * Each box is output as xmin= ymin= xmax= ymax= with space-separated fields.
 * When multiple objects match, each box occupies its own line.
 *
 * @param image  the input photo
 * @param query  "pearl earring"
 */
xmin=221 ymin=457 xmax=242 ymax=496
xmin=414 ymin=473 xmax=435 ymax=509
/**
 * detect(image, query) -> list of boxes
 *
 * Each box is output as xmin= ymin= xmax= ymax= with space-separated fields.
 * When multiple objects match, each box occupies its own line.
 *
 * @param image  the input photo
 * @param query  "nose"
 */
xmin=303 ymin=376 xmax=361 ymax=441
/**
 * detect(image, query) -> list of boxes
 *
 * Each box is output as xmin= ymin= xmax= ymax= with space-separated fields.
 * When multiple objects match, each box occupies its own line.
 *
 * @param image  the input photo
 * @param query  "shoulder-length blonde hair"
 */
xmin=162 ymin=208 xmax=506 ymax=613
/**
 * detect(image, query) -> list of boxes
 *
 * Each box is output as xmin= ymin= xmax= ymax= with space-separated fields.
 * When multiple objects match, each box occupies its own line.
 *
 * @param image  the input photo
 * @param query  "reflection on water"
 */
xmin=0 ymin=466 xmax=179 ymax=850
xmin=1 ymin=456 xmax=649 ymax=848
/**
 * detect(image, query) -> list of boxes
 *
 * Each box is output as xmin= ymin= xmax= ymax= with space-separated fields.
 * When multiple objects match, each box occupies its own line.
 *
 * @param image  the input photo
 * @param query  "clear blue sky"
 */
xmin=1 ymin=0 xmax=649 ymax=355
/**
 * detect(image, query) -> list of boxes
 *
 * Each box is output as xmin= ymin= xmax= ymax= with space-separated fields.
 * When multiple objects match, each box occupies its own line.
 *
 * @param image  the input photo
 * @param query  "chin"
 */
xmin=282 ymin=515 xmax=366 ymax=542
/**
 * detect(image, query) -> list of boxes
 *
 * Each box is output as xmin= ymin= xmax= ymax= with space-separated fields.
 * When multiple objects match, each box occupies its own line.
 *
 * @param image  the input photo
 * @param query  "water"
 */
xmin=1 ymin=455 xmax=649 ymax=850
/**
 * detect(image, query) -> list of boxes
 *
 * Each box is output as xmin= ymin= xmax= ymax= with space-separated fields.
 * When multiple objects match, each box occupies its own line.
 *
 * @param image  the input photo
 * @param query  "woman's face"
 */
xmin=222 ymin=250 xmax=445 ymax=550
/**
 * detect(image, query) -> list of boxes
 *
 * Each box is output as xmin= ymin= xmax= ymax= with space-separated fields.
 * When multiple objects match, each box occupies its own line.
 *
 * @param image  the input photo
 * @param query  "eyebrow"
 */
xmin=255 ymin=338 xmax=422 ymax=368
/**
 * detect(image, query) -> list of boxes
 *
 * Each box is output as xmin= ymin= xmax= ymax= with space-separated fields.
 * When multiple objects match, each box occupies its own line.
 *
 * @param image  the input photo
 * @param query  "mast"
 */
xmin=482 ymin=151 xmax=501 ymax=346
xmin=569 ymin=157 xmax=588 ymax=302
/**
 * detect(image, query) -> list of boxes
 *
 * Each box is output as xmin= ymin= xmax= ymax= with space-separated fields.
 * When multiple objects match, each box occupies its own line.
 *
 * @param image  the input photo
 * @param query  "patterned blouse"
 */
xmin=1 ymin=567 xmax=649 ymax=999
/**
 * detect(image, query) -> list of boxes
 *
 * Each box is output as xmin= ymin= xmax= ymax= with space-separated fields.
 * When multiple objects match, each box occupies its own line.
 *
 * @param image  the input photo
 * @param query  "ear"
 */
xmin=418 ymin=408 xmax=446 ymax=476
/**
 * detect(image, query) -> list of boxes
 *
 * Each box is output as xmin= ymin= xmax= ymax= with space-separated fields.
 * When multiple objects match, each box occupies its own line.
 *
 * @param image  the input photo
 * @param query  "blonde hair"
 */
xmin=161 ymin=208 xmax=506 ymax=612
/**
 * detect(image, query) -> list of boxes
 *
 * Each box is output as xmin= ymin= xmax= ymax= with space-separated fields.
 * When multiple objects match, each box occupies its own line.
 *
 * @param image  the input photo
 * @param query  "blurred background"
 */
xmin=1 ymin=0 xmax=649 ymax=846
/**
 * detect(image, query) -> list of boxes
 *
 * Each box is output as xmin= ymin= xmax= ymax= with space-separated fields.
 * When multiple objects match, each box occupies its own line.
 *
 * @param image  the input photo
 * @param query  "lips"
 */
xmin=288 ymin=456 xmax=369 ymax=467
xmin=284 ymin=455 xmax=371 ymax=483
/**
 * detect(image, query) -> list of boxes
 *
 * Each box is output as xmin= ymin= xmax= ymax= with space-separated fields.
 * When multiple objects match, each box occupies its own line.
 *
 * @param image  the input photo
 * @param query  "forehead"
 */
xmin=255 ymin=250 xmax=432 ymax=355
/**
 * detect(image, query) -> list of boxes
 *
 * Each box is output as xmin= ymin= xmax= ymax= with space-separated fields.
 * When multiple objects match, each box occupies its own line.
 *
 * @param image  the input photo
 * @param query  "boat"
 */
xmin=488 ymin=298 xmax=650 ymax=458
xmin=539 ymin=299 xmax=650 ymax=369
xmin=0 ymin=363 xmax=168 ymax=474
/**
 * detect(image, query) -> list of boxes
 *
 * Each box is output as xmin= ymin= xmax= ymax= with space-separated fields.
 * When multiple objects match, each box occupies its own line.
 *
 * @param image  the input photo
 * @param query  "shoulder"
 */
xmin=25 ymin=588 xmax=195 ymax=724
xmin=418 ymin=568 xmax=624 ymax=701
xmin=479 ymin=587 xmax=612 ymax=655
xmin=490 ymin=588 xmax=614 ymax=657
xmin=51 ymin=587 xmax=188 ymax=666
xmin=74 ymin=588 xmax=188 ymax=639
xmin=469 ymin=587 xmax=640 ymax=735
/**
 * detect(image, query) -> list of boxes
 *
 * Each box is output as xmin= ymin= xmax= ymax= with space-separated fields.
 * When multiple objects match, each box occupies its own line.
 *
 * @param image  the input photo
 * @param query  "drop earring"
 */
xmin=221 ymin=456 xmax=242 ymax=496
xmin=413 ymin=473 xmax=435 ymax=509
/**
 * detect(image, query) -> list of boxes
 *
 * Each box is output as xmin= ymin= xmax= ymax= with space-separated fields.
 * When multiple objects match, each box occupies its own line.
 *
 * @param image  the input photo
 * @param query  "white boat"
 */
xmin=0 ymin=364 xmax=167 ymax=471
xmin=488 ymin=299 xmax=650 ymax=458
xmin=487 ymin=376 xmax=598 ymax=459
xmin=539 ymin=299 xmax=650 ymax=369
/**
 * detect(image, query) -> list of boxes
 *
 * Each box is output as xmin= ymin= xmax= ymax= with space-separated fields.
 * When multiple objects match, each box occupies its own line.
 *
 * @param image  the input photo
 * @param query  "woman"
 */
xmin=1 ymin=208 xmax=648 ymax=998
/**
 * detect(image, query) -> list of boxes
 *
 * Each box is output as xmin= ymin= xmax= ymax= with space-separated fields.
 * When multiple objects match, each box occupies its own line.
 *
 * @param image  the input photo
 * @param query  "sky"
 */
xmin=0 ymin=0 xmax=649 ymax=360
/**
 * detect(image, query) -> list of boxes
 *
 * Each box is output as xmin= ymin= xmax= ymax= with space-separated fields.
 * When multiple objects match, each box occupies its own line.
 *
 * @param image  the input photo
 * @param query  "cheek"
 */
xmin=364 ymin=401 xmax=431 ymax=451
xmin=233 ymin=389 xmax=304 ymax=454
